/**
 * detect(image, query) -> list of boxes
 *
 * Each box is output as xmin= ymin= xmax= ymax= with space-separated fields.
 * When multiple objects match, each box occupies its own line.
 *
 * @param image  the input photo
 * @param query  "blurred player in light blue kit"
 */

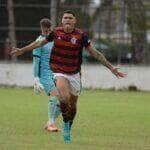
xmin=33 ymin=18 xmax=61 ymax=132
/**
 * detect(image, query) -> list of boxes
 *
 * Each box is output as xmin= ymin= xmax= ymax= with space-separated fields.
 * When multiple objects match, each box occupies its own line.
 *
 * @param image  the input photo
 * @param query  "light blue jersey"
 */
xmin=33 ymin=35 xmax=56 ymax=95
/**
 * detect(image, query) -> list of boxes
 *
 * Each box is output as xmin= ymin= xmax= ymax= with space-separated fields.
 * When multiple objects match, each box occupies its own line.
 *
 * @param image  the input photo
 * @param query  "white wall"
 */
xmin=82 ymin=64 xmax=150 ymax=91
xmin=0 ymin=62 xmax=150 ymax=91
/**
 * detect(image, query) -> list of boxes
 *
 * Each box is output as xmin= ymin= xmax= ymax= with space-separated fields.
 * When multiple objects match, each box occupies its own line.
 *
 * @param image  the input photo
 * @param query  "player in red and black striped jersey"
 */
xmin=46 ymin=26 xmax=90 ymax=74
xmin=11 ymin=10 xmax=126 ymax=143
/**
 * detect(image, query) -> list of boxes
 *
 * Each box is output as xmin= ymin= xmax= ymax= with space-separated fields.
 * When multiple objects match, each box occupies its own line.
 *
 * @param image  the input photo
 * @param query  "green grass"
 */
xmin=0 ymin=87 xmax=150 ymax=150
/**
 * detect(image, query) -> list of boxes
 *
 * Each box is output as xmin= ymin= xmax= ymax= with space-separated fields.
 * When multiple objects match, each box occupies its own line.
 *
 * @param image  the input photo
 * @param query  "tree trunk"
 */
xmin=50 ymin=0 xmax=57 ymax=27
xmin=7 ymin=0 xmax=16 ymax=47
xmin=117 ymin=0 xmax=126 ymax=63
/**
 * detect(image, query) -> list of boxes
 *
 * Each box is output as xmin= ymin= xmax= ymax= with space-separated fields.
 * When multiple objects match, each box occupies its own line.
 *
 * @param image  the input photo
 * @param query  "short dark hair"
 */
xmin=40 ymin=18 xmax=52 ymax=28
xmin=62 ymin=10 xmax=76 ymax=17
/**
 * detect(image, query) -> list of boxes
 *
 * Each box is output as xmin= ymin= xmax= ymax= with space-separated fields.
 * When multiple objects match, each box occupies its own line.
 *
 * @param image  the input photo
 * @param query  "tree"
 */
xmin=92 ymin=0 xmax=147 ymax=63
xmin=50 ymin=0 xmax=57 ymax=27
xmin=124 ymin=0 xmax=147 ymax=63
xmin=7 ymin=0 xmax=16 ymax=47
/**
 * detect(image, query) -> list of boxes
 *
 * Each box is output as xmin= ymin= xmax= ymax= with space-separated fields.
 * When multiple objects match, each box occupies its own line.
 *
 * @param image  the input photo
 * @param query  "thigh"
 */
xmin=54 ymin=73 xmax=82 ymax=96
xmin=40 ymin=69 xmax=56 ymax=96
xmin=40 ymin=77 xmax=56 ymax=96
xmin=55 ymin=76 xmax=72 ymax=102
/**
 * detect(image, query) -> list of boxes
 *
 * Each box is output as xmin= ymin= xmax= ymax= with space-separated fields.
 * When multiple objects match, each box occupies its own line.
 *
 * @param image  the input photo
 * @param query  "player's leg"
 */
xmin=55 ymin=76 xmax=72 ymax=142
xmin=55 ymin=76 xmax=71 ymax=119
xmin=46 ymin=91 xmax=61 ymax=132
xmin=54 ymin=73 xmax=81 ymax=142
xmin=67 ymin=94 xmax=78 ymax=128
xmin=67 ymin=73 xmax=81 ymax=128
xmin=61 ymin=94 xmax=78 ymax=143
xmin=41 ymin=79 xmax=61 ymax=132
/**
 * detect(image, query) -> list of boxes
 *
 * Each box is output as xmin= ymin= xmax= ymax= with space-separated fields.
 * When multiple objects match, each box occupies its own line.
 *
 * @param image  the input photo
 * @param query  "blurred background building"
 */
xmin=0 ymin=0 xmax=150 ymax=64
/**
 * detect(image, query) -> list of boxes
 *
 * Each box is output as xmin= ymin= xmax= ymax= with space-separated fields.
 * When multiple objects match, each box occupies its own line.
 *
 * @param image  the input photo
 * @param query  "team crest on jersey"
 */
xmin=57 ymin=36 xmax=61 ymax=40
xmin=70 ymin=37 xmax=77 ymax=44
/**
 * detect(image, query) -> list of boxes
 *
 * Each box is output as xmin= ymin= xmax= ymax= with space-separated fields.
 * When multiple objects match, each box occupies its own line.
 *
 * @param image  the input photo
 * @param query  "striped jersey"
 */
xmin=46 ymin=27 xmax=90 ymax=74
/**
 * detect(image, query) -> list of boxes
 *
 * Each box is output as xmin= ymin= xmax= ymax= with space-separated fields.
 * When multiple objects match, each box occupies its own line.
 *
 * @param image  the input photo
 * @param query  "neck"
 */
xmin=63 ymin=26 xmax=74 ymax=33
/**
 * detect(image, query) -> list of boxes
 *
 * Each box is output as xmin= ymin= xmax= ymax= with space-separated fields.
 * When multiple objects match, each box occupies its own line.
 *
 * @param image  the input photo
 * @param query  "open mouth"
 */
xmin=65 ymin=23 xmax=71 ymax=25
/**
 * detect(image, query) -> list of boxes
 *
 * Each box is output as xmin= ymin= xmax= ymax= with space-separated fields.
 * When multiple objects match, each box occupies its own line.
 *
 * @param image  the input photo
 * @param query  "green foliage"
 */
xmin=83 ymin=39 xmax=132 ymax=63
xmin=124 ymin=0 xmax=147 ymax=63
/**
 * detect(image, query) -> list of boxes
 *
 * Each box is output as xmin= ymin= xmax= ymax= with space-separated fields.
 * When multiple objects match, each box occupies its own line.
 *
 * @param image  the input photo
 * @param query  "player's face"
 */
xmin=41 ymin=26 xmax=51 ymax=36
xmin=62 ymin=13 xmax=76 ymax=32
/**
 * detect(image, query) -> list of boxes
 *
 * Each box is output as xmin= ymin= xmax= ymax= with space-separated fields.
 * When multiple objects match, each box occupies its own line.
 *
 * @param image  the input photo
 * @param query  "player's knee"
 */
xmin=62 ymin=92 xmax=71 ymax=103
xmin=56 ymin=88 xmax=70 ymax=103
xmin=51 ymin=89 xmax=70 ymax=104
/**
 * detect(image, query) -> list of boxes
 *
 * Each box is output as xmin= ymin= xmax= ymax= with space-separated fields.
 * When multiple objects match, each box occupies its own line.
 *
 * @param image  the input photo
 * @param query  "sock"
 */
xmin=48 ymin=96 xmax=60 ymax=125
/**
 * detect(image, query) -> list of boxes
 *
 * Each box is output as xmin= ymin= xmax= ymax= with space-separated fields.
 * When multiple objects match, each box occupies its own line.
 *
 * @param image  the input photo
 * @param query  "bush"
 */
xmin=83 ymin=39 xmax=132 ymax=63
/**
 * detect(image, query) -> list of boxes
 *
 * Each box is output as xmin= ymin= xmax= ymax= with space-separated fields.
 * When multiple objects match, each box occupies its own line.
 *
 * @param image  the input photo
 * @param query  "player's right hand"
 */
xmin=34 ymin=77 xmax=44 ymax=94
xmin=111 ymin=67 xmax=126 ymax=78
xmin=10 ymin=47 xmax=24 ymax=57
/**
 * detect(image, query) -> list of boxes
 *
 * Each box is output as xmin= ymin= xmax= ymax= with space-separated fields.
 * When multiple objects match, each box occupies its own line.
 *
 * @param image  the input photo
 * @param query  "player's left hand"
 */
xmin=34 ymin=77 xmax=44 ymax=94
xmin=111 ymin=67 xmax=126 ymax=78
xmin=10 ymin=47 xmax=24 ymax=57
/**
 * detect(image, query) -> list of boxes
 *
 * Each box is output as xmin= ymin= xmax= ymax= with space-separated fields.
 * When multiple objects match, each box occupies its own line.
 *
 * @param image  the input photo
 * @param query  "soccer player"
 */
xmin=33 ymin=18 xmax=61 ymax=132
xmin=11 ymin=10 xmax=126 ymax=143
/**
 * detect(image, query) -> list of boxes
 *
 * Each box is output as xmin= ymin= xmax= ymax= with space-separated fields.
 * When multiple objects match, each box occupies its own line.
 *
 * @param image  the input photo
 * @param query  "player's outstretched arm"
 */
xmin=33 ymin=48 xmax=44 ymax=94
xmin=11 ymin=39 xmax=47 ymax=57
xmin=86 ymin=45 xmax=126 ymax=78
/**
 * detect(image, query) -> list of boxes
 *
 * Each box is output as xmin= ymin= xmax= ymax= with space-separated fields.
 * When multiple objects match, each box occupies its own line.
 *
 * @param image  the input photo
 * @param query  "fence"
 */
xmin=0 ymin=0 xmax=150 ymax=63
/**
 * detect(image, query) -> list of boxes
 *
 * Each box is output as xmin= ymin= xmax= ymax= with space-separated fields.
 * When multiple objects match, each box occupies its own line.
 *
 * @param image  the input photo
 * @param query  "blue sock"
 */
xmin=48 ymin=96 xmax=61 ymax=124
xmin=62 ymin=121 xmax=71 ymax=143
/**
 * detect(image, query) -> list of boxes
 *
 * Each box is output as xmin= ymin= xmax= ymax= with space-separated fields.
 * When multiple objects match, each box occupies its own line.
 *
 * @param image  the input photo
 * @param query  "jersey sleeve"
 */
xmin=82 ymin=32 xmax=91 ymax=47
xmin=33 ymin=37 xmax=41 ymax=78
xmin=46 ymin=31 xmax=54 ymax=42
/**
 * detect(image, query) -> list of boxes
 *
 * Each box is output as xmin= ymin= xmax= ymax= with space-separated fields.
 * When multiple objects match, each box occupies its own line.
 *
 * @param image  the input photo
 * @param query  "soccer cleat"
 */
xmin=62 ymin=121 xmax=71 ymax=143
xmin=46 ymin=124 xmax=59 ymax=132
xmin=44 ymin=122 xmax=60 ymax=132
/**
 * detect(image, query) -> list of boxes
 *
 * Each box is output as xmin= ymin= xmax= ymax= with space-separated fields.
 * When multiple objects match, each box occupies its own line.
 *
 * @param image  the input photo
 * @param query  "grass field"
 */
xmin=0 ymin=87 xmax=150 ymax=150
